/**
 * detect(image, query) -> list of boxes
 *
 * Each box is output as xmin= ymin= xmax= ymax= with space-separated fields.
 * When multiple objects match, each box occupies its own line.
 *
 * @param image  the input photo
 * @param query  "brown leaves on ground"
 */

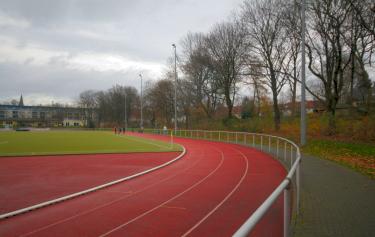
xmin=330 ymin=156 xmax=375 ymax=178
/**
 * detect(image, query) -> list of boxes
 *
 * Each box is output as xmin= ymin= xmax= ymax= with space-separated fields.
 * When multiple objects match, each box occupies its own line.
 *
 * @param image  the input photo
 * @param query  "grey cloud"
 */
xmin=0 ymin=0 xmax=243 ymax=103
xmin=0 ymin=61 xmax=151 ymax=103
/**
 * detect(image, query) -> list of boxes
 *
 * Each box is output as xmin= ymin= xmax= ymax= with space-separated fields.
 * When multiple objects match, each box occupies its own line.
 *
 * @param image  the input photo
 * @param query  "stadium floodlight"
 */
xmin=139 ymin=73 xmax=143 ymax=129
xmin=301 ymin=0 xmax=307 ymax=146
xmin=172 ymin=43 xmax=177 ymax=131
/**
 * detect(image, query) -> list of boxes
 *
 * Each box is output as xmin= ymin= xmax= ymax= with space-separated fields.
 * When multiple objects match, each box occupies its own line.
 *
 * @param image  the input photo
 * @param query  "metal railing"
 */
xmin=137 ymin=128 xmax=301 ymax=237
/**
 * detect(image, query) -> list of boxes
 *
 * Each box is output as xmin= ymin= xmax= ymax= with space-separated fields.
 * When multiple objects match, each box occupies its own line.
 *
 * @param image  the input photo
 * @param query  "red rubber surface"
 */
xmin=0 ymin=152 xmax=180 ymax=214
xmin=0 ymin=133 xmax=286 ymax=237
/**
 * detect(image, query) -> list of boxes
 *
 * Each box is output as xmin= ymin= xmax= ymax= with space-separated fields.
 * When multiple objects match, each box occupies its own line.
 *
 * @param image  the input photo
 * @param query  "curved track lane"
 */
xmin=0 ymin=152 xmax=181 ymax=214
xmin=0 ymin=133 xmax=286 ymax=237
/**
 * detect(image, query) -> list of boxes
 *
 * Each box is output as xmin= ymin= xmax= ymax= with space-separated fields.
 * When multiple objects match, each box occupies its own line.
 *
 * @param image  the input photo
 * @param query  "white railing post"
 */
xmin=269 ymin=136 xmax=271 ymax=152
xmin=219 ymin=131 xmax=221 ymax=141
xmin=236 ymin=132 xmax=238 ymax=143
xmin=277 ymin=139 xmax=279 ymax=157
xmin=290 ymin=145 xmax=293 ymax=167
xmin=284 ymin=183 xmax=291 ymax=237
xmin=284 ymin=142 xmax=287 ymax=161
xmin=253 ymin=134 xmax=255 ymax=147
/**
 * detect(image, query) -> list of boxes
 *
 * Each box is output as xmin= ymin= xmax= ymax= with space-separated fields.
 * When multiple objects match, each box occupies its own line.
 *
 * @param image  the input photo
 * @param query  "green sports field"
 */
xmin=0 ymin=131 xmax=181 ymax=156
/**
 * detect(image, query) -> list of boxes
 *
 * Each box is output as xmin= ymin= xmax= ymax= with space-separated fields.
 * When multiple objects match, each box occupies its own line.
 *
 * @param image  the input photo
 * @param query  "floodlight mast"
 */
xmin=139 ymin=73 xmax=143 ymax=129
xmin=301 ymin=0 xmax=307 ymax=146
xmin=124 ymin=88 xmax=127 ymax=130
xmin=172 ymin=43 xmax=177 ymax=131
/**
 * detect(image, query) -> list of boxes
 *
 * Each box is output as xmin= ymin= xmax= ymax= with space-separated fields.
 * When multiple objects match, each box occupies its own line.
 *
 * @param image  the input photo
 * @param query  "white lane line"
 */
xmin=99 ymin=146 xmax=225 ymax=237
xmin=162 ymin=205 xmax=187 ymax=210
xmin=181 ymin=146 xmax=249 ymax=237
xmin=117 ymin=134 xmax=172 ymax=150
xmin=0 ymin=147 xmax=186 ymax=220
xmin=19 ymin=147 xmax=206 ymax=237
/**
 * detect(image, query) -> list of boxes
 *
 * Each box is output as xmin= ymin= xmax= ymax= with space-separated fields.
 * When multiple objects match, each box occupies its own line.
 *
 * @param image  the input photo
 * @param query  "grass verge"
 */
xmin=302 ymin=139 xmax=375 ymax=179
xmin=0 ymin=131 xmax=182 ymax=156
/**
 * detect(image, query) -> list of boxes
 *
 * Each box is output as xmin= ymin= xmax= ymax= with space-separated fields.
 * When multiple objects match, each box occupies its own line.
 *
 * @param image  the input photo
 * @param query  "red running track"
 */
xmin=0 ymin=133 xmax=286 ymax=237
xmin=0 ymin=152 xmax=180 ymax=214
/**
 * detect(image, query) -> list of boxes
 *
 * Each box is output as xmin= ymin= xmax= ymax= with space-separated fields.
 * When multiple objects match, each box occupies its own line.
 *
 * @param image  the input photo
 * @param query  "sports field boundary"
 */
xmin=0 ymin=150 xmax=181 ymax=158
xmin=0 ymin=145 xmax=186 ymax=220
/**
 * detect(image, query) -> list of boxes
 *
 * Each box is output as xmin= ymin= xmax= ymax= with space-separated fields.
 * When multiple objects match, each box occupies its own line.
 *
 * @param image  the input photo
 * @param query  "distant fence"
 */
xmin=136 ymin=128 xmax=301 ymax=237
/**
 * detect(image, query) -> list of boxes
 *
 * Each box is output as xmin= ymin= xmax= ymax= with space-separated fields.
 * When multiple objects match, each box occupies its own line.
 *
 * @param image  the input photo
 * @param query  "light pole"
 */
xmin=172 ymin=43 xmax=177 ymax=131
xmin=300 ymin=0 xmax=307 ymax=146
xmin=124 ymin=87 xmax=127 ymax=130
xmin=139 ymin=73 xmax=143 ymax=129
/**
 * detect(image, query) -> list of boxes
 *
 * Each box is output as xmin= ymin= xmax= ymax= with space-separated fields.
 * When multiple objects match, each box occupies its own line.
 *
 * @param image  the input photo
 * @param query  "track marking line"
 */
xmin=117 ymin=134 xmax=173 ymax=150
xmin=0 ymin=147 xmax=186 ymax=220
xmin=98 ymin=147 xmax=225 ymax=237
xmin=102 ymin=190 xmax=133 ymax=194
xmin=19 ymin=147 xmax=207 ymax=237
xmin=181 ymin=146 xmax=249 ymax=237
xmin=162 ymin=205 xmax=187 ymax=210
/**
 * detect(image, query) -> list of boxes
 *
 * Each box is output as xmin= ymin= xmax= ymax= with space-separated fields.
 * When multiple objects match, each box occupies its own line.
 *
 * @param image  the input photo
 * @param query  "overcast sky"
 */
xmin=0 ymin=0 xmax=243 ymax=105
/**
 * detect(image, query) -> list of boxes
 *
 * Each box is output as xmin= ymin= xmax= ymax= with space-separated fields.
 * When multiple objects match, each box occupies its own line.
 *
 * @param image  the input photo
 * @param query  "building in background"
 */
xmin=0 ymin=96 xmax=96 ymax=128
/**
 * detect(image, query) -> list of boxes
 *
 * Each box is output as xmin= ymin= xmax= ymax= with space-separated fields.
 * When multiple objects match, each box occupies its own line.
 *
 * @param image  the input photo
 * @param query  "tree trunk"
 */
xmin=270 ymin=68 xmax=280 ymax=131
xmin=272 ymin=93 xmax=281 ymax=131
xmin=328 ymin=110 xmax=336 ymax=135
xmin=225 ymin=85 xmax=233 ymax=118
xmin=227 ymin=104 xmax=233 ymax=118
xmin=327 ymin=98 xmax=337 ymax=135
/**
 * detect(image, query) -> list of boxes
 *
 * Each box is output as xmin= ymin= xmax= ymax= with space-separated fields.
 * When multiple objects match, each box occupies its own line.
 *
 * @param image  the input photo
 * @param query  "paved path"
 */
xmin=293 ymin=154 xmax=375 ymax=237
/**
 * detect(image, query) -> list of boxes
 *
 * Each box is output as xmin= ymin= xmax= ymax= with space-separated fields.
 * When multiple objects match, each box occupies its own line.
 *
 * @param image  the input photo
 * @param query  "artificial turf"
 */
xmin=0 ymin=131 xmax=182 ymax=156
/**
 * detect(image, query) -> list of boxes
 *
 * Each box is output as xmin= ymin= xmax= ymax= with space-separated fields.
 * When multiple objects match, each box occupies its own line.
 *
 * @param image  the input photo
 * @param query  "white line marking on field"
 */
xmin=98 ymin=147 xmax=225 ymax=237
xmin=0 ymin=141 xmax=8 ymax=145
xmin=119 ymin=135 xmax=172 ymax=150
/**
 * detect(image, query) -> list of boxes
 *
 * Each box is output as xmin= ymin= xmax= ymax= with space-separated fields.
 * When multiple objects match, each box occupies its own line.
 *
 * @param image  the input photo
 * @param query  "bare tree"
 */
xmin=78 ymin=90 xmax=98 ymax=127
xmin=145 ymin=79 xmax=175 ymax=127
xmin=91 ymin=86 xmax=139 ymax=127
xmin=177 ymin=79 xmax=194 ymax=128
xmin=242 ymin=0 xmax=290 ymax=130
xmin=123 ymin=86 xmax=139 ymax=126
xmin=181 ymin=32 xmax=222 ymax=118
xmin=348 ymin=0 xmax=375 ymax=37
xmin=340 ymin=1 xmax=375 ymax=108
xmin=242 ymin=61 xmax=268 ymax=117
xmin=205 ymin=20 xmax=248 ymax=118
xmin=304 ymin=0 xmax=353 ymax=133
xmin=283 ymin=1 xmax=302 ymax=117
